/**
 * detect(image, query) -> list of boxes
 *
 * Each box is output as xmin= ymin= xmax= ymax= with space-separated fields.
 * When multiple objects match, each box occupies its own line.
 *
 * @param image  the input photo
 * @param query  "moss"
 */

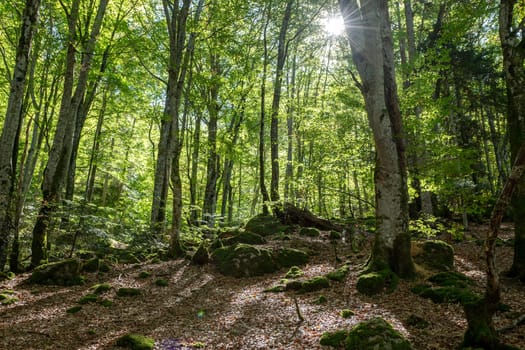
xmin=412 ymin=240 xmax=454 ymax=271
xmin=66 ymin=306 xmax=83 ymax=314
xmin=91 ymin=283 xmax=112 ymax=294
xmin=405 ymin=314 xmax=429 ymax=329
xmin=155 ymin=278 xmax=169 ymax=287
xmin=117 ymin=287 xmax=142 ymax=297
xmin=329 ymin=230 xmax=342 ymax=240
xmin=275 ymin=248 xmax=309 ymax=268
xmin=285 ymin=280 xmax=304 ymax=291
xmin=285 ymin=266 xmax=304 ymax=279
xmin=340 ymin=309 xmax=355 ymax=318
xmin=263 ymin=285 xmax=285 ymax=293
xmin=98 ymin=299 xmax=113 ymax=307
xmin=356 ymin=269 xmax=398 ymax=296
xmin=29 ymin=259 xmax=84 ymax=286
xmin=299 ymin=276 xmax=330 ymax=293
xmin=314 ymin=295 xmax=328 ymax=304
xmin=82 ymin=258 xmax=100 ymax=272
xmin=244 ymin=214 xmax=287 ymax=236
xmin=345 ymin=317 xmax=413 ymax=350
xmin=0 ymin=271 xmax=16 ymax=280
xmin=222 ymin=231 xmax=266 ymax=246
xmin=417 ymin=286 xmax=480 ymax=304
xmin=137 ymin=271 xmax=151 ymax=279
xmin=299 ymin=227 xmax=321 ymax=237
xmin=79 ymin=294 xmax=99 ymax=304
xmin=319 ymin=330 xmax=348 ymax=347
xmin=192 ymin=342 xmax=206 ymax=348
xmin=98 ymin=261 xmax=110 ymax=272
xmin=0 ymin=294 xmax=18 ymax=305
xmin=116 ymin=333 xmax=154 ymax=350
xmin=428 ymin=271 xmax=473 ymax=288
xmin=326 ymin=264 xmax=350 ymax=282
xmin=212 ymin=244 xmax=278 ymax=277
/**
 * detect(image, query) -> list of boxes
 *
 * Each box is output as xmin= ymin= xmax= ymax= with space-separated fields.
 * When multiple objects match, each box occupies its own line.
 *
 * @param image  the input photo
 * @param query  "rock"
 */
xmin=221 ymin=230 xmax=266 ymax=246
xmin=299 ymin=276 xmax=330 ymax=293
xmin=299 ymin=227 xmax=321 ymax=237
xmin=82 ymin=257 xmax=100 ymax=272
xmin=274 ymin=248 xmax=309 ymax=267
xmin=116 ymin=333 xmax=154 ymax=350
xmin=29 ymin=259 xmax=84 ymax=286
xmin=345 ymin=317 xmax=413 ymax=349
xmin=411 ymin=272 xmax=479 ymax=304
xmin=340 ymin=309 xmax=354 ymax=318
xmin=191 ymin=242 xmax=210 ymax=265
xmin=285 ymin=266 xmax=304 ymax=279
xmin=412 ymin=240 xmax=454 ymax=271
xmin=212 ymin=243 xmax=278 ymax=277
xmin=405 ymin=314 xmax=430 ymax=329
xmin=320 ymin=330 xmax=348 ymax=347
xmin=356 ymin=269 xmax=398 ymax=296
xmin=244 ymin=214 xmax=287 ymax=236
xmin=117 ymin=287 xmax=142 ymax=297
xmin=325 ymin=263 xmax=350 ymax=282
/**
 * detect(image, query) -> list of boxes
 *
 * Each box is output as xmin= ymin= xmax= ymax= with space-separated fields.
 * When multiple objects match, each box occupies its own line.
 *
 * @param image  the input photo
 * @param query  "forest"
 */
xmin=0 ymin=0 xmax=524 ymax=349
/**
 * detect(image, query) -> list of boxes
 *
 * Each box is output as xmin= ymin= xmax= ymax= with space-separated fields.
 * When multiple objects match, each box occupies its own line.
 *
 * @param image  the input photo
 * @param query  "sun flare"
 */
xmin=323 ymin=15 xmax=345 ymax=36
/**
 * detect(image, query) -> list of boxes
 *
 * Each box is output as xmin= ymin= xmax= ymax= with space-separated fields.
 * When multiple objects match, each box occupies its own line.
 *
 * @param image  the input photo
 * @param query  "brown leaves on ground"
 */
xmin=0 ymin=224 xmax=524 ymax=349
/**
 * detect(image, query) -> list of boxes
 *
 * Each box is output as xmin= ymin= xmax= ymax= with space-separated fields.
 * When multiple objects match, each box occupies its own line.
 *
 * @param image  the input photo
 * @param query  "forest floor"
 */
xmin=0 ymin=224 xmax=524 ymax=350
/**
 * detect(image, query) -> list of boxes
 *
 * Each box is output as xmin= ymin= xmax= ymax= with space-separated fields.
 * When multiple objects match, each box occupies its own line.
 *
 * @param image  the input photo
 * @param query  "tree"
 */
xmin=499 ymin=0 xmax=525 ymax=282
xmin=339 ymin=0 xmax=414 ymax=277
xmin=30 ymin=0 xmax=108 ymax=268
xmin=0 ymin=0 xmax=41 ymax=270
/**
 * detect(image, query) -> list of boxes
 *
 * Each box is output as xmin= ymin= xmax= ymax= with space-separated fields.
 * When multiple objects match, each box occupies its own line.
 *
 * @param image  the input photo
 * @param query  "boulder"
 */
xmin=212 ymin=243 xmax=278 ymax=277
xmin=299 ymin=227 xmax=321 ymax=237
xmin=274 ymin=248 xmax=309 ymax=267
xmin=412 ymin=240 xmax=454 ymax=271
xmin=29 ymin=259 xmax=84 ymax=286
xmin=244 ymin=214 xmax=287 ymax=236
xmin=356 ymin=269 xmax=398 ymax=296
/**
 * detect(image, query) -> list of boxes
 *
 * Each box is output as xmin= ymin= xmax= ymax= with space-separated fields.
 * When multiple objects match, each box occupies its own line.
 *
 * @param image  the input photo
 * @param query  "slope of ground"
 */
xmin=0 ymin=225 xmax=524 ymax=349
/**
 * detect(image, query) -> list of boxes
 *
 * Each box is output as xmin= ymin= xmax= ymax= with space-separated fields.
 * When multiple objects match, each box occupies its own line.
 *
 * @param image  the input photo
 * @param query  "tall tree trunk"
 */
xmin=339 ymin=0 xmax=415 ymax=277
xmin=499 ymin=0 xmax=525 ymax=282
xmin=270 ymin=0 xmax=293 ymax=204
xmin=259 ymin=7 xmax=271 ymax=215
xmin=285 ymin=53 xmax=297 ymax=202
xmin=189 ymin=112 xmax=202 ymax=225
xmin=202 ymin=54 xmax=221 ymax=227
xmin=0 ymin=0 xmax=41 ymax=270
xmin=31 ymin=0 xmax=108 ymax=268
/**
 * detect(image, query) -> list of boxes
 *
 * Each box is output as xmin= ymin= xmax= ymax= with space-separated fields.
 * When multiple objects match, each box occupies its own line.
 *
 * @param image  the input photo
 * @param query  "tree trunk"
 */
xmin=259 ymin=7 xmax=271 ymax=215
xmin=189 ymin=112 xmax=202 ymax=225
xmin=270 ymin=0 xmax=293 ymax=204
xmin=0 ymin=0 xmax=41 ymax=270
xmin=499 ymin=0 xmax=525 ymax=282
xmin=339 ymin=0 xmax=415 ymax=278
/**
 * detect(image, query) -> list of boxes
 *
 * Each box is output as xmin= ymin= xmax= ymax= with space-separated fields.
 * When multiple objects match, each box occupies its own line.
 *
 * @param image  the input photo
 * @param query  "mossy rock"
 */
xmin=137 ymin=271 xmax=151 ymax=279
xmin=91 ymin=283 xmax=112 ymax=294
xmin=414 ymin=285 xmax=480 ymax=304
xmin=329 ymin=230 xmax=342 ymax=240
xmin=212 ymin=243 xmax=278 ymax=277
xmin=98 ymin=260 xmax=110 ymax=273
xmin=221 ymin=231 xmax=267 ymax=246
xmin=66 ymin=306 xmax=82 ymax=314
xmin=117 ymin=288 xmax=142 ymax=297
xmin=0 ymin=271 xmax=16 ymax=281
xmin=299 ymin=227 xmax=321 ymax=237
xmin=427 ymin=271 xmax=473 ymax=288
xmin=263 ymin=285 xmax=285 ymax=293
xmin=155 ymin=278 xmax=169 ymax=287
xmin=116 ymin=333 xmax=154 ymax=350
xmin=405 ymin=314 xmax=430 ymax=329
xmin=299 ymin=276 xmax=330 ymax=293
xmin=274 ymin=248 xmax=309 ymax=267
xmin=285 ymin=266 xmax=304 ymax=279
xmin=29 ymin=259 xmax=84 ymax=286
xmin=345 ymin=317 xmax=413 ymax=350
xmin=191 ymin=242 xmax=210 ymax=265
xmin=326 ymin=264 xmax=350 ymax=282
xmin=320 ymin=330 xmax=348 ymax=347
xmin=244 ymin=214 xmax=287 ymax=236
xmin=356 ymin=269 xmax=398 ymax=296
xmin=79 ymin=294 xmax=99 ymax=304
xmin=0 ymin=292 xmax=18 ymax=305
xmin=340 ymin=309 xmax=355 ymax=318
xmin=314 ymin=295 xmax=328 ymax=304
xmin=82 ymin=258 xmax=100 ymax=272
xmin=412 ymin=240 xmax=454 ymax=271
xmin=98 ymin=298 xmax=113 ymax=307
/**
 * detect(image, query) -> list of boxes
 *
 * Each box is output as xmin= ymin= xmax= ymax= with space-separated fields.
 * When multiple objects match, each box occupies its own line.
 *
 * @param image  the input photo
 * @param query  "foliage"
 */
xmin=116 ymin=333 xmax=154 ymax=350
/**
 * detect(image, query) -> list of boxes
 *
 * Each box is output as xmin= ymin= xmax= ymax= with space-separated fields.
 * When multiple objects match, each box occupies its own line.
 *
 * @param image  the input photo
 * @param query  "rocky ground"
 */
xmin=0 ymin=224 xmax=524 ymax=350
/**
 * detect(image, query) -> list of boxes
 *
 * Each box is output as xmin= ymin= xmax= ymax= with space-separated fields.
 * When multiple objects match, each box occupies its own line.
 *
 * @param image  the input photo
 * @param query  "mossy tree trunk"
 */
xmin=339 ymin=0 xmax=414 ymax=278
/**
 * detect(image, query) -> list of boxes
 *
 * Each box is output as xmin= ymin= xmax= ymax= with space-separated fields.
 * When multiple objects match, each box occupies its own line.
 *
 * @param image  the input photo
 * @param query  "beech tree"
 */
xmin=0 ymin=0 xmax=41 ymax=270
xmin=339 ymin=0 xmax=414 ymax=277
